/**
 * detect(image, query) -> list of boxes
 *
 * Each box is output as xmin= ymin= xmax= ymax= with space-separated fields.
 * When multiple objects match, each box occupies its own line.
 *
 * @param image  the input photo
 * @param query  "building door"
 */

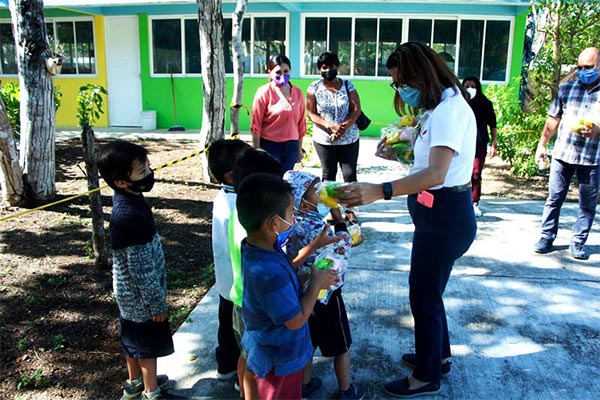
xmin=105 ymin=16 xmax=143 ymax=127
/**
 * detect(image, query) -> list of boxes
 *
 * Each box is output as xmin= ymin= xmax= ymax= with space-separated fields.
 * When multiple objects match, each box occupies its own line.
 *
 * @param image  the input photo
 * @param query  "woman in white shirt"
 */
xmin=336 ymin=42 xmax=477 ymax=398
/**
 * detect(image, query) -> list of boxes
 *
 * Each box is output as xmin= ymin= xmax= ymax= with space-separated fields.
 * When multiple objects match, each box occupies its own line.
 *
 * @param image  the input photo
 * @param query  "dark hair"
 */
xmin=317 ymin=52 xmax=340 ymax=69
xmin=236 ymin=173 xmax=292 ymax=233
xmin=266 ymin=54 xmax=291 ymax=73
xmin=232 ymin=148 xmax=283 ymax=191
xmin=462 ymin=76 xmax=484 ymax=97
xmin=97 ymin=140 xmax=148 ymax=191
xmin=386 ymin=42 xmax=467 ymax=113
xmin=207 ymin=139 xmax=251 ymax=183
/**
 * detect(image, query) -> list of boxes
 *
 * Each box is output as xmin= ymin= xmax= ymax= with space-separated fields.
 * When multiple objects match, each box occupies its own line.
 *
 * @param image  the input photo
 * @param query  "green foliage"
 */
xmin=52 ymin=334 xmax=66 ymax=351
xmin=16 ymin=368 xmax=51 ymax=391
xmin=16 ymin=338 xmax=28 ymax=351
xmin=77 ymin=84 xmax=108 ymax=128
xmin=485 ymin=79 xmax=548 ymax=178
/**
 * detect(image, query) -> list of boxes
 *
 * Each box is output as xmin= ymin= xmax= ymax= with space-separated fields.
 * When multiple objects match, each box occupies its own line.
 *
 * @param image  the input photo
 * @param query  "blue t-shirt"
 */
xmin=240 ymin=240 xmax=312 ymax=378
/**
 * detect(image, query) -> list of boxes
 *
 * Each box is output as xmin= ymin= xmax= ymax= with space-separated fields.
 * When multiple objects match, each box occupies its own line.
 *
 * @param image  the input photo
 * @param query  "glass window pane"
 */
xmin=482 ymin=20 xmax=510 ymax=81
xmin=56 ymin=21 xmax=76 ymax=74
xmin=304 ymin=17 xmax=327 ymax=75
xmin=432 ymin=20 xmax=457 ymax=71
xmin=75 ymin=21 xmax=95 ymax=74
xmin=224 ymin=18 xmax=251 ymax=74
xmin=354 ymin=18 xmax=377 ymax=76
xmin=0 ymin=23 xmax=17 ymax=74
xmin=185 ymin=19 xmax=201 ymax=73
xmin=409 ymin=19 xmax=432 ymax=46
xmin=241 ymin=19 xmax=251 ymax=74
xmin=458 ymin=20 xmax=484 ymax=79
xmin=223 ymin=18 xmax=233 ymax=73
xmin=329 ymin=18 xmax=351 ymax=75
xmin=152 ymin=19 xmax=182 ymax=74
xmin=378 ymin=19 xmax=402 ymax=77
xmin=46 ymin=23 xmax=54 ymax=40
xmin=253 ymin=17 xmax=286 ymax=74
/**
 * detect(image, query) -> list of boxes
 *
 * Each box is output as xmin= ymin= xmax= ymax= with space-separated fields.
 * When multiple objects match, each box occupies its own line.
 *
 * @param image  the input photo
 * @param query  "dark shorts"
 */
xmin=119 ymin=315 xmax=175 ymax=359
xmin=232 ymin=305 xmax=248 ymax=358
xmin=309 ymin=288 xmax=352 ymax=357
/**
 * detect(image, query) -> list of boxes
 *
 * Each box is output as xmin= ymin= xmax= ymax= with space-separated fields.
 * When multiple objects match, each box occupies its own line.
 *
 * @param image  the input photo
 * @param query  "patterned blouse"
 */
xmin=307 ymin=79 xmax=360 ymax=146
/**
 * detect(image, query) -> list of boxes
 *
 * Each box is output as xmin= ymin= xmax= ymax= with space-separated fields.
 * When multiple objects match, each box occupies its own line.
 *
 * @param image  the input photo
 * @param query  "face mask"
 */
xmin=274 ymin=215 xmax=294 ymax=248
xmin=466 ymin=88 xmax=477 ymax=99
xmin=577 ymin=68 xmax=599 ymax=85
xmin=274 ymin=73 xmax=291 ymax=87
xmin=321 ymin=69 xmax=338 ymax=81
xmin=128 ymin=170 xmax=155 ymax=192
xmin=397 ymin=86 xmax=421 ymax=108
xmin=303 ymin=198 xmax=329 ymax=219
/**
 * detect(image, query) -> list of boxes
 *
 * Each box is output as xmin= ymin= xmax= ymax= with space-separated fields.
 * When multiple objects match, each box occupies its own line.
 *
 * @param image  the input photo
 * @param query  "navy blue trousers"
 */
xmin=407 ymin=189 xmax=476 ymax=384
xmin=259 ymin=138 xmax=299 ymax=173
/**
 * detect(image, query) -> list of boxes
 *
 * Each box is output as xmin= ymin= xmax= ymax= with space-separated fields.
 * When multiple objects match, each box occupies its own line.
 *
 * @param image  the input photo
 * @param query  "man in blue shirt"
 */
xmin=535 ymin=47 xmax=600 ymax=259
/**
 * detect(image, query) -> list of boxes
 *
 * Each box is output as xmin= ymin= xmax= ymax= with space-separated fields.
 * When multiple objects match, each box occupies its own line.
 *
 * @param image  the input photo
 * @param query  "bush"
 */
xmin=485 ymin=79 xmax=549 ymax=178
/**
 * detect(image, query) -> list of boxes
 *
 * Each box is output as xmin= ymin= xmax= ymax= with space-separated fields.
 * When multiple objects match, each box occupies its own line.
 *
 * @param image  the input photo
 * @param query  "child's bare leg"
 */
xmin=243 ymin=367 xmax=258 ymax=400
xmin=237 ymin=355 xmax=245 ymax=398
xmin=334 ymin=351 xmax=351 ymax=391
xmin=126 ymin=356 xmax=142 ymax=381
xmin=138 ymin=358 xmax=158 ymax=392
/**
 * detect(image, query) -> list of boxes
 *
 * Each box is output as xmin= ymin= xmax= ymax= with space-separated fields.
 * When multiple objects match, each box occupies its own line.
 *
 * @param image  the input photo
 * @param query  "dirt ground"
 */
xmin=0 ymin=138 xmax=568 ymax=399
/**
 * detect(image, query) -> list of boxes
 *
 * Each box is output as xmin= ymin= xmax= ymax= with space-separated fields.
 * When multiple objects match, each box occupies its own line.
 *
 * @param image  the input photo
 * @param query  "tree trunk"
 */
xmin=81 ymin=124 xmax=109 ymax=268
xmin=197 ymin=0 xmax=226 ymax=181
xmin=9 ymin=0 xmax=56 ymax=202
xmin=0 ymin=96 xmax=24 ymax=206
xmin=229 ymin=0 xmax=248 ymax=138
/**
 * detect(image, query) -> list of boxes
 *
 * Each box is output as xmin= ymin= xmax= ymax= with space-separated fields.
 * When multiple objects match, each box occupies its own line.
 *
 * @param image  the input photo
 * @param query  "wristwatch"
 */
xmin=382 ymin=182 xmax=393 ymax=200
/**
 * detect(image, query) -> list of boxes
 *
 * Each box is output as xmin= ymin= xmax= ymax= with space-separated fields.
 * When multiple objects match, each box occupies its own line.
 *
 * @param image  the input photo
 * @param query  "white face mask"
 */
xmin=466 ymin=88 xmax=477 ymax=99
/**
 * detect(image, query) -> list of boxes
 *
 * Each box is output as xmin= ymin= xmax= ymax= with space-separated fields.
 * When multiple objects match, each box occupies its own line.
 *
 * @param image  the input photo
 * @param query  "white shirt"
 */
xmin=211 ymin=186 xmax=236 ymax=299
xmin=411 ymin=87 xmax=477 ymax=189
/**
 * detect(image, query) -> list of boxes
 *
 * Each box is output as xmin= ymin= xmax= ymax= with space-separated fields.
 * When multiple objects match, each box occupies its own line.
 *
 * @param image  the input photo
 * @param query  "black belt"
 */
xmin=427 ymin=183 xmax=471 ymax=197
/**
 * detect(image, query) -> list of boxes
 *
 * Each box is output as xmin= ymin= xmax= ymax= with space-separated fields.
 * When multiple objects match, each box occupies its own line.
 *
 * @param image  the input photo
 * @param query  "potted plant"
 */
xmin=45 ymin=36 xmax=66 ymax=76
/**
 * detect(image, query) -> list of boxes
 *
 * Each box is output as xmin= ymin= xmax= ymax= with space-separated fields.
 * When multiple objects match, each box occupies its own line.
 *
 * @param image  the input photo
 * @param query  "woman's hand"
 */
xmin=152 ymin=311 xmax=168 ymax=323
xmin=328 ymin=122 xmax=346 ymax=141
xmin=334 ymin=182 xmax=383 ymax=208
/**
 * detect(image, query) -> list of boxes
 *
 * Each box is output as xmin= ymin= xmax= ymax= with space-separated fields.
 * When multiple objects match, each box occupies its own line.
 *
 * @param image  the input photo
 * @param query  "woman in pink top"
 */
xmin=251 ymin=54 xmax=306 ymax=172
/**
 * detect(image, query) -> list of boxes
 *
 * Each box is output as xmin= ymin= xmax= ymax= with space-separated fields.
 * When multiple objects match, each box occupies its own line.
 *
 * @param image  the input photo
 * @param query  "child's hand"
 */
xmin=311 ymin=266 xmax=340 ymax=290
xmin=152 ymin=311 xmax=168 ymax=322
xmin=313 ymin=225 xmax=343 ymax=249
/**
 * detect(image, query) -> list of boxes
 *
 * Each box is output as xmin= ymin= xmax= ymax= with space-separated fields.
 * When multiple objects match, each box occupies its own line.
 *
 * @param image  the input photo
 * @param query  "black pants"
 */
xmin=215 ymin=295 xmax=240 ymax=374
xmin=313 ymin=140 xmax=360 ymax=182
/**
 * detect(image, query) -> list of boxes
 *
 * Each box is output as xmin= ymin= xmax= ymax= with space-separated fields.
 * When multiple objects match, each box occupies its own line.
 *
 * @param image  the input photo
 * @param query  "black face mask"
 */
xmin=128 ymin=170 xmax=155 ymax=192
xmin=321 ymin=69 xmax=338 ymax=81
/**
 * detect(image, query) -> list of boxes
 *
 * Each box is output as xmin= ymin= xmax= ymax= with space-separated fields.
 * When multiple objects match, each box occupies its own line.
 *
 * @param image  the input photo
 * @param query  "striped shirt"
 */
xmin=549 ymin=79 xmax=600 ymax=165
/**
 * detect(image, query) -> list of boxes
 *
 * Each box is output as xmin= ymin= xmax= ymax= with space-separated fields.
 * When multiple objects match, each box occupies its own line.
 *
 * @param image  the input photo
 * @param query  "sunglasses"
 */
xmin=577 ymin=64 xmax=597 ymax=71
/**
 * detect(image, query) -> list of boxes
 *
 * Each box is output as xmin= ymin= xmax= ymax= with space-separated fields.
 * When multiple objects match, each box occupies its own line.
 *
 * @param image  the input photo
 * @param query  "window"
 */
xmin=302 ymin=15 xmax=512 ymax=82
xmin=1 ymin=18 xmax=96 ymax=76
xmin=152 ymin=19 xmax=183 ymax=74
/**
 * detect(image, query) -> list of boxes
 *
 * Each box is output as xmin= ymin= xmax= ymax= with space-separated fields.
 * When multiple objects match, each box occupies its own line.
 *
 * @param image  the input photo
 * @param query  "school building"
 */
xmin=0 ymin=0 xmax=530 ymax=135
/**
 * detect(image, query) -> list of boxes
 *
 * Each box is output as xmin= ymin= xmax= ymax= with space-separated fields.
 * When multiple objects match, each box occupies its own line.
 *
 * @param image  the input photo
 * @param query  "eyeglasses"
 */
xmin=577 ymin=64 xmax=597 ymax=71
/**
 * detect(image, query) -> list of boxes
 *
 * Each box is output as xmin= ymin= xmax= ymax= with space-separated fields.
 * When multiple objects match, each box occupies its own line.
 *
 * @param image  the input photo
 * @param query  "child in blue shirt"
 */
xmin=97 ymin=140 xmax=173 ymax=400
xmin=236 ymin=173 xmax=338 ymax=400
xmin=284 ymin=170 xmax=364 ymax=400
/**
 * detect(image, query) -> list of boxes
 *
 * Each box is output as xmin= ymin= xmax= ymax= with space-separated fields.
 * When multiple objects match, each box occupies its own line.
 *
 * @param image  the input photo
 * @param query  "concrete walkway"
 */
xmin=70 ymin=129 xmax=599 ymax=399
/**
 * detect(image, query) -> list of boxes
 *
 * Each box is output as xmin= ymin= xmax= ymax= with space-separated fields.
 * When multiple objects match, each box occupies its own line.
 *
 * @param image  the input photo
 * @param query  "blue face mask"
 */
xmin=303 ymin=198 xmax=329 ymax=219
xmin=274 ymin=215 xmax=294 ymax=248
xmin=397 ymin=86 xmax=421 ymax=107
xmin=577 ymin=68 xmax=599 ymax=85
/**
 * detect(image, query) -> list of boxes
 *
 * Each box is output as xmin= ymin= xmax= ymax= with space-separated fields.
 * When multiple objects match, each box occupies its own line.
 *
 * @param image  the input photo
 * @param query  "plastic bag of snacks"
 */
xmin=315 ymin=181 xmax=342 ymax=208
xmin=347 ymin=223 xmax=363 ymax=246
xmin=314 ymin=246 xmax=346 ymax=304
xmin=379 ymin=125 xmax=416 ymax=165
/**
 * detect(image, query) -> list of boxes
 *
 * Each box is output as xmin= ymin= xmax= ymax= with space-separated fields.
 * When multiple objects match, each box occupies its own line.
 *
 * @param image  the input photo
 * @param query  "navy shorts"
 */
xmin=119 ymin=315 xmax=175 ymax=359
xmin=308 ymin=288 xmax=352 ymax=357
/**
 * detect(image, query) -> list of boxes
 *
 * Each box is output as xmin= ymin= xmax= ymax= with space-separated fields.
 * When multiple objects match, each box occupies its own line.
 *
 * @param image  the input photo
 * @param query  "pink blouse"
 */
xmin=250 ymin=82 xmax=306 ymax=143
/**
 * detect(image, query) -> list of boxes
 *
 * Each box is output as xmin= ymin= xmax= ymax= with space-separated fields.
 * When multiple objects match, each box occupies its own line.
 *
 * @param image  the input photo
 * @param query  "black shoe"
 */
xmin=384 ymin=377 xmax=440 ymax=398
xmin=302 ymin=377 xmax=322 ymax=398
xmin=401 ymin=353 xmax=451 ymax=378
xmin=570 ymin=242 xmax=588 ymax=259
xmin=534 ymin=237 xmax=553 ymax=254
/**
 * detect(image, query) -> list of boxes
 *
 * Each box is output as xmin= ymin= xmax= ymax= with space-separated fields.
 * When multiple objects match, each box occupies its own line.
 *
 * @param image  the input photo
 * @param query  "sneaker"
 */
xmin=570 ymin=242 xmax=587 ymax=260
xmin=337 ymin=383 xmax=365 ymax=400
xmin=122 ymin=375 xmax=169 ymax=399
xmin=384 ymin=377 xmax=440 ymax=398
xmin=233 ymin=381 xmax=240 ymax=393
xmin=302 ymin=377 xmax=322 ymax=398
xmin=401 ymin=353 xmax=451 ymax=378
xmin=216 ymin=370 xmax=237 ymax=381
xmin=141 ymin=389 xmax=162 ymax=400
xmin=473 ymin=202 xmax=482 ymax=217
xmin=533 ymin=237 xmax=553 ymax=254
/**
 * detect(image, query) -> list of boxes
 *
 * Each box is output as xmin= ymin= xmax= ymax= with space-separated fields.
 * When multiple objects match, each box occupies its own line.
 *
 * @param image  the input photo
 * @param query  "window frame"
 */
xmin=300 ymin=13 xmax=514 ymax=84
xmin=0 ymin=16 xmax=98 ymax=77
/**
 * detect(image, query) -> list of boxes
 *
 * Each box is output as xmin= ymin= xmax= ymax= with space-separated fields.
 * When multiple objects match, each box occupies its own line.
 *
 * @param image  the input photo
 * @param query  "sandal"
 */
xmin=345 ymin=207 xmax=358 ymax=225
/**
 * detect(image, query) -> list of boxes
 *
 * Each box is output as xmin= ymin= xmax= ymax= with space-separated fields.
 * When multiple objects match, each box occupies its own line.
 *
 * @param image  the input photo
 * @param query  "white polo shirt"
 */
xmin=410 ymin=87 xmax=477 ymax=189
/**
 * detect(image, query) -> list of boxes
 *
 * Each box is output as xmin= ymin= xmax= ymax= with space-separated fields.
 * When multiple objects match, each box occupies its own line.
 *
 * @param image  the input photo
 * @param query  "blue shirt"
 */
xmin=549 ymin=79 xmax=600 ymax=166
xmin=240 ymin=240 xmax=312 ymax=378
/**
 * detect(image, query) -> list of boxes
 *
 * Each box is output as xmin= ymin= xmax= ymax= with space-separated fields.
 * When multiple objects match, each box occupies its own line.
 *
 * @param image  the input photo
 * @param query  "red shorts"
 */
xmin=256 ymin=368 xmax=302 ymax=400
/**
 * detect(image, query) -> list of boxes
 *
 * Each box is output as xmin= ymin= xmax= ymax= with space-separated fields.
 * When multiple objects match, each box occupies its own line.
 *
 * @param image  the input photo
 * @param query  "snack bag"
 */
xmin=347 ymin=223 xmax=362 ymax=246
xmin=313 ymin=245 xmax=346 ymax=304
xmin=379 ymin=125 xmax=416 ymax=165
xmin=569 ymin=119 xmax=595 ymax=135
xmin=315 ymin=181 xmax=342 ymax=208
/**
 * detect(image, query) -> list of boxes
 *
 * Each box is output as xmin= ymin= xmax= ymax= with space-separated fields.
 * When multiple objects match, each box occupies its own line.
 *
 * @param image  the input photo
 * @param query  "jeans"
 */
xmin=259 ymin=138 xmax=299 ymax=173
xmin=313 ymin=140 xmax=360 ymax=182
xmin=407 ymin=189 xmax=477 ymax=384
xmin=540 ymin=158 xmax=599 ymax=245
